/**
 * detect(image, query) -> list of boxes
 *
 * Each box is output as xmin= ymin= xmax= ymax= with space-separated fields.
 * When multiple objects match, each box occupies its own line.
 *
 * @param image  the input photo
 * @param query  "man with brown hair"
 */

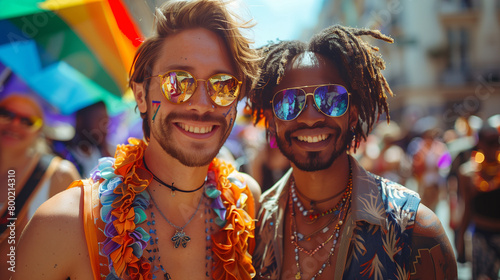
xmin=250 ymin=25 xmax=457 ymax=279
xmin=14 ymin=1 xmax=260 ymax=279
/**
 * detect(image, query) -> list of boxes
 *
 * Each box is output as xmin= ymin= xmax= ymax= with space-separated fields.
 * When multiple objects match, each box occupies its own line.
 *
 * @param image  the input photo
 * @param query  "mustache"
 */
xmin=163 ymin=111 xmax=227 ymax=124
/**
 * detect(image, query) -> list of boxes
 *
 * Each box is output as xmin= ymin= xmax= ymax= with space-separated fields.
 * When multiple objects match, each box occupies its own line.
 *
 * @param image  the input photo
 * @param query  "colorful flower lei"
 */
xmin=90 ymin=138 xmax=255 ymax=280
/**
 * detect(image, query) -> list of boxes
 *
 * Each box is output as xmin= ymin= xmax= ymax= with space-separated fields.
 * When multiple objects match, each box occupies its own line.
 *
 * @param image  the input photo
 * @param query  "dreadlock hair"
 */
xmin=129 ymin=0 xmax=259 ymax=141
xmin=250 ymin=25 xmax=394 ymax=150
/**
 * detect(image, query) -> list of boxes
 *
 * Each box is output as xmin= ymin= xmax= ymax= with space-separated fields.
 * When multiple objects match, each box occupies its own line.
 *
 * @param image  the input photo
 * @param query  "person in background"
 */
xmin=457 ymin=123 xmax=500 ymax=279
xmin=445 ymin=115 xmax=481 ymax=264
xmin=250 ymin=25 xmax=457 ymax=279
xmin=250 ymin=132 xmax=290 ymax=193
xmin=52 ymin=101 xmax=113 ymax=177
xmin=0 ymin=94 xmax=80 ymax=277
xmin=358 ymin=122 xmax=411 ymax=185
xmin=410 ymin=121 xmax=450 ymax=212
xmin=13 ymin=0 xmax=260 ymax=279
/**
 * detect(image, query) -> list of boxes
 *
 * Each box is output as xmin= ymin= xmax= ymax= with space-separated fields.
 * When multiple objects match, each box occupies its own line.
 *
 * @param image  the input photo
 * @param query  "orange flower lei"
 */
xmin=94 ymin=138 xmax=255 ymax=279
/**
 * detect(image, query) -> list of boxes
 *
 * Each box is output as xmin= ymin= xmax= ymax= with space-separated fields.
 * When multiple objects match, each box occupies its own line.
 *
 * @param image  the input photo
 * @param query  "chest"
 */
xmin=280 ymin=206 xmax=345 ymax=280
xmin=143 ymin=201 xmax=219 ymax=280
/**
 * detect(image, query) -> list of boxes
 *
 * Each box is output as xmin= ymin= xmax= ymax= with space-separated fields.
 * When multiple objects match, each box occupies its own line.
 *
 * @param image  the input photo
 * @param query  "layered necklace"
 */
xmin=147 ymin=187 xmax=204 ymax=248
xmin=147 ymin=189 xmax=217 ymax=280
xmin=293 ymin=181 xmax=346 ymax=222
xmin=289 ymin=160 xmax=353 ymax=279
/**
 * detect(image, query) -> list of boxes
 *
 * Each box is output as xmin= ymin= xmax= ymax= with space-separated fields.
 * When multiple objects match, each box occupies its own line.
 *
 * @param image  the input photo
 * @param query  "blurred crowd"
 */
xmin=1 ymin=92 xmax=499 ymax=278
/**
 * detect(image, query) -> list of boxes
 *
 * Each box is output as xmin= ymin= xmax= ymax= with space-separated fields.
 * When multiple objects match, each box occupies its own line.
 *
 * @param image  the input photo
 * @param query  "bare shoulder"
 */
xmin=240 ymin=172 xmax=262 ymax=213
xmin=55 ymin=159 xmax=81 ymax=180
xmin=14 ymin=187 xmax=91 ymax=279
xmin=49 ymin=159 xmax=81 ymax=197
xmin=410 ymin=204 xmax=458 ymax=280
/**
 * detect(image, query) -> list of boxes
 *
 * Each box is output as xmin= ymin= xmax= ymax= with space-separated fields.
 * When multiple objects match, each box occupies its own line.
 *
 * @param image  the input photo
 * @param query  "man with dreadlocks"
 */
xmin=250 ymin=25 xmax=457 ymax=279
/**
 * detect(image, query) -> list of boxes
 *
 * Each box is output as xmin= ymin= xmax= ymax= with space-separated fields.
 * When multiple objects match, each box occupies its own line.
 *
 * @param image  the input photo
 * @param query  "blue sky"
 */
xmin=237 ymin=0 xmax=325 ymax=47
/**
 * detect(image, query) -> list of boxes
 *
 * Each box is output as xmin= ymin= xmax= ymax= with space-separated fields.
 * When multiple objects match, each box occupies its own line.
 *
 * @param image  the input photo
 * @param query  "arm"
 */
xmin=12 ymin=188 xmax=92 ymax=280
xmin=240 ymin=172 xmax=262 ymax=215
xmin=410 ymin=204 xmax=458 ymax=280
xmin=456 ymin=169 xmax=473 ymax=263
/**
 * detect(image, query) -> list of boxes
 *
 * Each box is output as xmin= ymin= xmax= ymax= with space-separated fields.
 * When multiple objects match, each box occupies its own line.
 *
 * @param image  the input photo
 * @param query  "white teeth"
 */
xmin=179 ymin=123 xmax=213 ymax=134
xmin=297 ymin=134 xmax=328 ymax=143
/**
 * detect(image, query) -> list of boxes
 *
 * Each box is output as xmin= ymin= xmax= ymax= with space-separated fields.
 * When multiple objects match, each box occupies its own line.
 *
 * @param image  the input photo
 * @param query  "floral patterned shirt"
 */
xmin=253 ymin=156 xmax=420 ymax=280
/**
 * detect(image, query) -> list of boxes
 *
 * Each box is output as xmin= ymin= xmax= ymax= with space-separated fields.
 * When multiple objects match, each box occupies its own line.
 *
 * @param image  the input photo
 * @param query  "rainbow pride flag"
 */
xmin=0 ymin=0 xmax=143 ymax=115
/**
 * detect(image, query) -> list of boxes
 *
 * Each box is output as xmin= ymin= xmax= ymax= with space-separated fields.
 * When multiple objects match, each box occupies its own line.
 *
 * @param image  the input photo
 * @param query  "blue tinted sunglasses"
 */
xmin=271 ymin=84 xmax=350 ymax=121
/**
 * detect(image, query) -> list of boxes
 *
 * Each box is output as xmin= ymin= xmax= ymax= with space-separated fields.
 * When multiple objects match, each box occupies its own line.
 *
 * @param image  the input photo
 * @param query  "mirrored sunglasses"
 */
xmin=0 ymin=107 xmax=43 ymax=130
xmin=271 ymin=84 xmax=350 ymax=121
xmin=147 ymin=70 xmax=242 ymax=107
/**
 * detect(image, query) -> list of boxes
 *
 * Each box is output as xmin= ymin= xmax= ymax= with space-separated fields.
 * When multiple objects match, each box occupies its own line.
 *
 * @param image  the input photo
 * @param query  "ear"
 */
xmin=263 ymin=109 xmax=276 ymax=135
xmin=132 ymin=82 xmax=148 ymax=113
xmin=348 ymin=104 xmax=359 ymax=129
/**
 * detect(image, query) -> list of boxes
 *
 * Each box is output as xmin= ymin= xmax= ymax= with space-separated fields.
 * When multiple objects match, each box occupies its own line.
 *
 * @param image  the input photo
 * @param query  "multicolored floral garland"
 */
xmin=88 ymin=138 xmax=255 ymax=280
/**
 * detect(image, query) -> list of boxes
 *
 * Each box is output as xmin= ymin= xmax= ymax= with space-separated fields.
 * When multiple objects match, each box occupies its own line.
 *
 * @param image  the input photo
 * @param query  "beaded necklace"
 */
xmin=293 ymin=181 xmax=346 ymax=218
xmin=290 ymin=179 xmax=352 ymax=255
xmin=148 ymin=186 xmax=204 ymax=248
xmin=291 ymin=181 xmax=348 ymax=223
xmin=147 ymin=190 xmax=217 ymax=279
xmin=290 ymin=161 xmax=352 ymax=279
xmin=147 ymin=208 xmax=169 ymax=280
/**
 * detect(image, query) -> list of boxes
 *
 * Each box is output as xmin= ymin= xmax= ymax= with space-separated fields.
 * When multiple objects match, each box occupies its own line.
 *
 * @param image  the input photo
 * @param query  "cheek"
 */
xmin=222 ymin=105 xmax=236 ymax=126
xmin=150 ymin=100 xmax=162 ymax=121
xmin=222 ymin=105 xmax=233 ymax=118
xmin=18 ymin=130 xmax=39 ymax=144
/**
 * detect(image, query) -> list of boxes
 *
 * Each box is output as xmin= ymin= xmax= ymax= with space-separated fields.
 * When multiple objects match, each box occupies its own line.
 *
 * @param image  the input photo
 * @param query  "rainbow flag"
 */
xmin=0 ymin=0 xmax=143 ymax=115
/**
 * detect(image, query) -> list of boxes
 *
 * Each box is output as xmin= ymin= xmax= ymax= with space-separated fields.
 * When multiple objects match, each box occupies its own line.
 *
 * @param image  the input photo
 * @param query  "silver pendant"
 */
xmin=171 ymin=230 xmax=190 ymax=248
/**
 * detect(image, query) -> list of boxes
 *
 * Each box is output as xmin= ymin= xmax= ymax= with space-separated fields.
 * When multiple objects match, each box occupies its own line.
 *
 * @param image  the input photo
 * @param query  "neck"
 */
xmin=291 ymin=153 xmax=351 ymax=202
xmin=143 ymin=143 xmax=210 ymax=205
xmin=0 ymin=146 xmax=34 ymax=172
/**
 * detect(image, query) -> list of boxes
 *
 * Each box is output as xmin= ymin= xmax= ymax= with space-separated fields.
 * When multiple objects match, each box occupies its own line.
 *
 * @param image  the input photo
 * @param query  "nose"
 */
xmin=10 ymin=116 xmax=22 ymax=126
xmin=296 ymin=94 xmax=324 ymax=126
xmin=187 ymin=79 xmax=216 ymax=113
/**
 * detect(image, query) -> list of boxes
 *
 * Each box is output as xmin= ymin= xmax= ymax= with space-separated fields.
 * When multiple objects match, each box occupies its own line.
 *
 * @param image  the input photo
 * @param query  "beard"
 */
xmin=150 ymin=111 xmax=230 ymax=167
xmin=275 ymin=122 xmax=351 ymax=172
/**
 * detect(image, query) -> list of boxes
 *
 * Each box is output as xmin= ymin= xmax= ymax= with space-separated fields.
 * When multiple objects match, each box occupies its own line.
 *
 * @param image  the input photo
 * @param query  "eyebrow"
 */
xmin=0 ymin=108 xmax=39 ymax=119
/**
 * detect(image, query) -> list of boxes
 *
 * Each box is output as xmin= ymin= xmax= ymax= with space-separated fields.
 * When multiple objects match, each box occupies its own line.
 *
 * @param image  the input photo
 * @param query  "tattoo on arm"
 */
xmin=410 ymin=206 xmax=458 ymax=280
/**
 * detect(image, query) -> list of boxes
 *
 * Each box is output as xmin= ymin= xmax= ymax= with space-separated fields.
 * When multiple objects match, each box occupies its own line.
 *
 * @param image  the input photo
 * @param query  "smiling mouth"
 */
xmin=296 ymin=134 xmax=329 ymax=143
xmin=178 ymin=123 xmax=214 ymax=134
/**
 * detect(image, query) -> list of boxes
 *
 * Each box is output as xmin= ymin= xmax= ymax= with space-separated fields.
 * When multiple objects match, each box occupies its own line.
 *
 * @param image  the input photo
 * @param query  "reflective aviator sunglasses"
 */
xmin=147 ymin=70 xmax=242 ymax=107
xmin=271 ymin=84 xmax=351 ymax=121
xmin=0 ymin=107 xmax=43 ymax=131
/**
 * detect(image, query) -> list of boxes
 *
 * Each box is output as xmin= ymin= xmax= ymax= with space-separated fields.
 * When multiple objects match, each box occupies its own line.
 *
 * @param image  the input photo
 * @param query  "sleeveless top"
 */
xmin=253 ymin=156 xmax=420 ymax=279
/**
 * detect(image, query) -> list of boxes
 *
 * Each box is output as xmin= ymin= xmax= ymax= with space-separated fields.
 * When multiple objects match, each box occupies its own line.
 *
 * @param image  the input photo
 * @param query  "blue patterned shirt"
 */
xmin=253 ymin=156 xmax=421 ymax=280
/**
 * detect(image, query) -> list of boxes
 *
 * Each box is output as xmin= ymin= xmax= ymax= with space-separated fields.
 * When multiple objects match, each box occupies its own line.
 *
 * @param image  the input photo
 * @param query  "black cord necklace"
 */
xmin=142 ymin=156 xmax=205 ymax=196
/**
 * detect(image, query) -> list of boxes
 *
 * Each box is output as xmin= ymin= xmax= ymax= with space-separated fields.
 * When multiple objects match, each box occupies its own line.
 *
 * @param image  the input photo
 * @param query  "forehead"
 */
xmin=275 ymin=52 xmax=345 ymax=91
xmin=154 ymin=28 xmax=236 ymax=76
xmin=1 ymin=98 xmax=42 ymax=118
